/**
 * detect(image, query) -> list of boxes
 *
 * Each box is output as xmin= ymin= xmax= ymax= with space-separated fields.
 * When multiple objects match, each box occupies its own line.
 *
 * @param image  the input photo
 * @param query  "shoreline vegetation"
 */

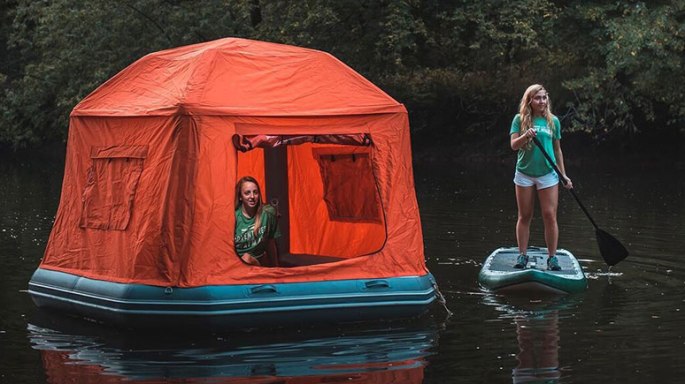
xmin=2 ymin=2 xmax=685 ymax=153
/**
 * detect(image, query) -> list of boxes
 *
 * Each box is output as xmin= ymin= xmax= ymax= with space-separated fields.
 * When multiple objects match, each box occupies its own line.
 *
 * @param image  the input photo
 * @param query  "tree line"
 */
xmin=1 ymin=0 xmax=684 ymax=150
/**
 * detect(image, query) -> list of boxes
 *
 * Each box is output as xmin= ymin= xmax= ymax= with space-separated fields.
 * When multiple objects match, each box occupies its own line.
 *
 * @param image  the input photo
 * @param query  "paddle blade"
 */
xmin=595 ymin=228 xmax=629 ymax=266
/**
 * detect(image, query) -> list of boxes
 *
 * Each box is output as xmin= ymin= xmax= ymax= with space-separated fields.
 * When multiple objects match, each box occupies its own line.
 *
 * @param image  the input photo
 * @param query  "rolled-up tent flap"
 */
xmin=232 ymin=133 xmax=372 ymax=152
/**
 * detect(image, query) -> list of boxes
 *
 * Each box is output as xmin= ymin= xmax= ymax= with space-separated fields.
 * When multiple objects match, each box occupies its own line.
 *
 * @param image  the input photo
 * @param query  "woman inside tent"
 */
xmin=234 ymin=176 xmax=281 ymax=267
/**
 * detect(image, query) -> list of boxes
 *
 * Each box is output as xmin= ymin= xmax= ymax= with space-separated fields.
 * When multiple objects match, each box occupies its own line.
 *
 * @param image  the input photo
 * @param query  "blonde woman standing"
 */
xmin=510 ymin=84 xmax=573 ymax=271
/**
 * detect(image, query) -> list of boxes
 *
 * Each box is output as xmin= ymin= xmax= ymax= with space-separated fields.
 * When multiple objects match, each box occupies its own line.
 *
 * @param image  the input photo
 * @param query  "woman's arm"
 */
xmin=553 ymin=140 xmax=573 ymax=189
xmin=241 ymin=253 xmax=261 ymax=266
xmin=511 ymin=129 xmax=536 ymax=151
xmin=265 ymin=239 xmax=279 ymax=267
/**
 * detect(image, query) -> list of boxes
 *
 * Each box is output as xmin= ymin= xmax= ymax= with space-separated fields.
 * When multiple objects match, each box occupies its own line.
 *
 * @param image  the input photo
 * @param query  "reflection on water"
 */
xmin=4 ymin=156 xmax=685 ymax=383
xmin=512 ymin=312 xmax=560 ymax=384
xmin=481 ymin=294 xmax=579 ymax=384
xmin=27 ymin=313 xmax=439 ymax=383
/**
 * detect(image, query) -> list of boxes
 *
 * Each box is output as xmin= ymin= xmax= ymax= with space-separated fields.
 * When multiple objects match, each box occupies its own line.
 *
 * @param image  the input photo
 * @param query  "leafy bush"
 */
xmin=1 ymin=0 xmax=683 ymax=149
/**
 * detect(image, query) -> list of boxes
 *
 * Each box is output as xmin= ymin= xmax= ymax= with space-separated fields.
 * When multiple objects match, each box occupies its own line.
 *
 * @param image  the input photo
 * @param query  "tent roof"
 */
xmin=73 ymin=38 xmax=404 ymax=117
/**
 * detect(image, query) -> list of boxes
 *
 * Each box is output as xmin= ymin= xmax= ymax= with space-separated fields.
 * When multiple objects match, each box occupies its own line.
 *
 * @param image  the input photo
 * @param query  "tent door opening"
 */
xmin=235 ymin=134 xmax=386 ymax=267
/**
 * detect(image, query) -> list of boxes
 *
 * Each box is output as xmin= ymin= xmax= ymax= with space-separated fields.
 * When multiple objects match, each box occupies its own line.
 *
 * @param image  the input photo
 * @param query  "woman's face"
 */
xmin=530 ymin=89 xmax=548 ymax=116
xmin=240 ymin=181 xmax=260 ymax=210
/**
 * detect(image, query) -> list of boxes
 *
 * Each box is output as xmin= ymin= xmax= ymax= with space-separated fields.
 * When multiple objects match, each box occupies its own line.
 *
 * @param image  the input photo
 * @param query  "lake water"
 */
xmin=1 ymin=153 xmax=684 ymax=383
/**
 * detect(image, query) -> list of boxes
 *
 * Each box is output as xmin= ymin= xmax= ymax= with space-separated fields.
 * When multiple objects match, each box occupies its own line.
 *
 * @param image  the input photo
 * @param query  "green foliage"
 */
xmin=1 ymin=0 xmax=254 ymax=148
xmin=381 ymin=0 xmax=565 ymax=140
xmin=1 ymin=0 xmax=684 ymax=149
xmin=561 ymin=1 xmax=685 ymax=138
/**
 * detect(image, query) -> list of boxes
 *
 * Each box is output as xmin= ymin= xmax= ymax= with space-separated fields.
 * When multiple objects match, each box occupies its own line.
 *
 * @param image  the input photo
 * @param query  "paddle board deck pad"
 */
xmin=478 ymin=247 xmax=587 ymax=294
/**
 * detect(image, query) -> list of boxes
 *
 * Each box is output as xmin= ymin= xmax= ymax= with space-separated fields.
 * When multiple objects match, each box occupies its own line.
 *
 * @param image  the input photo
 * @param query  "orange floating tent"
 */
xmin=39 ymin=37 xmax=428 ymax=289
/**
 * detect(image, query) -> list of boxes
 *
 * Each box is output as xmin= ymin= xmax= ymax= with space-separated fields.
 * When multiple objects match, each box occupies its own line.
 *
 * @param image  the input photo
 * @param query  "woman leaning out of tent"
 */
xmin=234 ymin=176 xmax=281 ymax=267
xmin=509 ymin=84 xmax=572 ymax=271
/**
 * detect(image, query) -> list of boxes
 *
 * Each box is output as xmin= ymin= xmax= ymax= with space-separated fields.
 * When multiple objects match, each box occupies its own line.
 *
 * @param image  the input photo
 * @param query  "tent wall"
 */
xmin=41 ymin=113 xmax=426 ymax=287
xmin=42 ymin=115 xmax=183 ymax=285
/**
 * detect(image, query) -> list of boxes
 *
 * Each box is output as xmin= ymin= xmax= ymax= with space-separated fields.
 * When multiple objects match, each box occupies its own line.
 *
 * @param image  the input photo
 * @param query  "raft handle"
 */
xmin=364 ymin=280 xmax=390 ymax=289
xmin=250 ymin=285 xmax=278 ymax=295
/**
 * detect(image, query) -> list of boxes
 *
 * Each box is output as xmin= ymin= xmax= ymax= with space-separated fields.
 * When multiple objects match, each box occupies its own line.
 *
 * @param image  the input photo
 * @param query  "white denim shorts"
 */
xmin=513 ymin=170 xmax=559 ymax=190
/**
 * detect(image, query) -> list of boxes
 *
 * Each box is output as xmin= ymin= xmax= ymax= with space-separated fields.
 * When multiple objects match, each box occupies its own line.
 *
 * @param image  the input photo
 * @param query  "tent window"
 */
xmin=80 ymin=145 xmax=148 ymax=231
xmin=314 ymin=149 xmax=381 ymax=223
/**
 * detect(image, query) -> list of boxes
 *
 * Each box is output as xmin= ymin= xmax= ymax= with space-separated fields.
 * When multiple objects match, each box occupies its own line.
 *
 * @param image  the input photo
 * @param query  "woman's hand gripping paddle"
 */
xmin=531 ymin=137 xmax=628 ymax=266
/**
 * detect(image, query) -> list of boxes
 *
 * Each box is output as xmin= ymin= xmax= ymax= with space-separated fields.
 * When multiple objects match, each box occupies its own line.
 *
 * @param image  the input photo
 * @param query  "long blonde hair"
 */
xmin=519 ymin=84 xmax=554 ymax=136
xmin=235 ymin=176 xmax=264 ymax=236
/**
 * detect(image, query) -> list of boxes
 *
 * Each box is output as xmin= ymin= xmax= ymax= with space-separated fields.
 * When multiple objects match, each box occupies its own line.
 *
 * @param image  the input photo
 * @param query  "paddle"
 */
xmin=531 ymin=137 xmax=628 ymax=266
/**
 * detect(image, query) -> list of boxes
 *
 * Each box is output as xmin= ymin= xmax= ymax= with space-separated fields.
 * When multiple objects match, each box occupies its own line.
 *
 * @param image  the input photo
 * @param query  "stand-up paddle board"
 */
xmin=478 ymin=247 xmax=587 ymax=294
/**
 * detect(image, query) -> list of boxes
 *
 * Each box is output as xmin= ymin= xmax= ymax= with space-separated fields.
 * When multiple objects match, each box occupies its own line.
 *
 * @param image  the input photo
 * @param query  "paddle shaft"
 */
xmin=531 ymin=137 xmax=599 ymax=230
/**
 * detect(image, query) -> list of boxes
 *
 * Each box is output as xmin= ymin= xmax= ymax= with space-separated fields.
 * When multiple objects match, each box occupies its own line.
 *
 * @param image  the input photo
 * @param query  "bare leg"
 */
xmin=515 ymin=185 xmax=536 ymax=255
xmin=537 ymin=184 xmax=559 ymax=257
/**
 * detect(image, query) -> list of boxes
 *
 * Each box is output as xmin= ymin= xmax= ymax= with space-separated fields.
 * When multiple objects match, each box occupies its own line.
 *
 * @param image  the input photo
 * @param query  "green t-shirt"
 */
xmin=234 ymin=204 xmax=281 ymax=258
xmin=509 ymin=114 xmax=561 ymax=177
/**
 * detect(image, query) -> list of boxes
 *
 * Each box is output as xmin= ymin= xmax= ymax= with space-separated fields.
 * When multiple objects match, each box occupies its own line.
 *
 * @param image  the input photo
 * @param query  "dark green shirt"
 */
xmin=234 ymin=205 xmax=281 ymax=258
